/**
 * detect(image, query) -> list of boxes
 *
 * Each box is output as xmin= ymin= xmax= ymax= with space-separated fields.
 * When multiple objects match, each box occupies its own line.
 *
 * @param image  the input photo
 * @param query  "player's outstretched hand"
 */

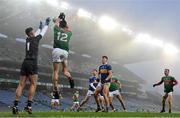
xmin=39 ymin=21 xmax=43 ymax=30
xmin=45 ymin=17 xmax=51 ymax=25
xmin=153 ymin=84 xmax=156 ymax=87
xmin=59 ymin=12 xmax=65 ymax=20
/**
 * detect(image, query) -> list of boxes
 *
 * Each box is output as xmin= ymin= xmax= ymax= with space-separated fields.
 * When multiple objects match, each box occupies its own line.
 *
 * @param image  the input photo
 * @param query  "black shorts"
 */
xmin=20 ymin=59 xmax=38 ymax=76
xmin=101 ymin=78 xmax=111 ymax=84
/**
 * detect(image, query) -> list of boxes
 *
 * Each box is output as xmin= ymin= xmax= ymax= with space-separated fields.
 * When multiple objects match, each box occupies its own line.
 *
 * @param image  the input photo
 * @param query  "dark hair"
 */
xmin=102 ymin=56 xmax=108 ymax=60
xmin=25 ymin=27 xmax=33 ymax=36
xmin=60 ymin=20 xmax=67 ymax=28
xmin=165 ymin=69 xmax=170 ymax=71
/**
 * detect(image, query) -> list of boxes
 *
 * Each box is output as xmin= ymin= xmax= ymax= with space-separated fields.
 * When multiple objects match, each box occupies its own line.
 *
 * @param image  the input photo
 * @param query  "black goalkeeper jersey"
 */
xmin=25 ymin=34 xmax=42 ymax=60
xmin=52 ymin=91 xmax=60 ymax=99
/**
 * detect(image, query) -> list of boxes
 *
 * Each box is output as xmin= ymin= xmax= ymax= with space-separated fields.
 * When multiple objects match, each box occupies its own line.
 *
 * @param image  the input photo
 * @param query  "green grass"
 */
xmin=0 ymin=112 xmax=180 ymax=117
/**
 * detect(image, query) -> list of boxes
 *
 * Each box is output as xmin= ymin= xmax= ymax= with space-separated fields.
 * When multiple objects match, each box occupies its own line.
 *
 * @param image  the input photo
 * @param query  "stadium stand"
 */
xmin=1 ymin=38 xmax=180 ymax=112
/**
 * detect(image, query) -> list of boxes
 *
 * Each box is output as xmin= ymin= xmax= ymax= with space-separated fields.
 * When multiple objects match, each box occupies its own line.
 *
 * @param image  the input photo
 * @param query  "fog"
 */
xmin=0 ymin=0 xmax=179 ymax=94
xmin=125 ymin=57 xmax=180 ymax=94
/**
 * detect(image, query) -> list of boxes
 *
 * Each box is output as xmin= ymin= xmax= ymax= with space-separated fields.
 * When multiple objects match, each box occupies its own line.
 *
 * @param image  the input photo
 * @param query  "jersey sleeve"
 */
xmin=68 ymin=31 xmax=72 ymax=37
xmin=107 ymin=65 xmax=112 ymax=70
xmin=35 ymin=34 xmax=42 ymax=41
xmin=172 ymin=76 xmax=175 ymax=80
xmin=114 ymin=77 xmax=118 ymax=82
xmin=89 ymin=77 xmax=94 ymax=83
xmin=161 ymin=77 xmax=164 ymax=81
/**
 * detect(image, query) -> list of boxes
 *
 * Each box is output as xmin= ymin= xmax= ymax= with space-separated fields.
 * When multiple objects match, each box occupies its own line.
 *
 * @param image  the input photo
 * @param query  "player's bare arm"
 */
xmin=172 ymin=79 xmax=178 ymax=86
xmin=153 ymin=80 xmax=163 ymax=87
xmin=105 ymin=70 xmax=112 ymax=81
xmin=53 ymin=18 xmax=60 ymax=27
xmin=117 ymin=80 xmax=122 ymax=88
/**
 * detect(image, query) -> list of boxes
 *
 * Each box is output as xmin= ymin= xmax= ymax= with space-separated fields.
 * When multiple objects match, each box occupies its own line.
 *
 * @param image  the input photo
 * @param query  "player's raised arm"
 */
xmin=35 ymin=21 xmax=43 ymax=36
xmin=39 ymin=17 xmax=51 ymax=37
xmin=53 ymin=17 xmax=60 ymax=27
xmin=117 ymin=80 xmax=122 ymax=88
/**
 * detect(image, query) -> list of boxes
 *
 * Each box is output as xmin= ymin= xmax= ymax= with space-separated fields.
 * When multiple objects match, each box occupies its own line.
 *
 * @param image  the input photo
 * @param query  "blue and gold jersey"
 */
xmin=99 ymin=64 xmax=112 ymax=84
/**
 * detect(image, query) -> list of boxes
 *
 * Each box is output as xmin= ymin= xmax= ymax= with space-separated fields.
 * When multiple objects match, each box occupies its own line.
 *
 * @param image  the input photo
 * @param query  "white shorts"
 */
xmin=51 ymin=99 xmax=59 ymax=104
xmin=166 ymin=92 xmax=173 ymax=96
xmin=109 ymin=90 xmax=120 ymax=97
xmin=73 ymin=101 xmax=79 ymax=106
xmin=99 ymin=94 xmax=104 ymax=99
xmin=86 ymin=90 xmax=94 ymax=97
xmin=97 ymin=82 xmax=110 ymax=88
xmin=52 ymin=48 xmax=68 ymax=63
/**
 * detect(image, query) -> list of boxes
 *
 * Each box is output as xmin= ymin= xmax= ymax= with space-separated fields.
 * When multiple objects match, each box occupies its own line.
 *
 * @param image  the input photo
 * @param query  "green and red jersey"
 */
xmin=161 ymin=76 xmax=177 ymax=93
xmin=53 ymin=26 xmax=72 ymax=52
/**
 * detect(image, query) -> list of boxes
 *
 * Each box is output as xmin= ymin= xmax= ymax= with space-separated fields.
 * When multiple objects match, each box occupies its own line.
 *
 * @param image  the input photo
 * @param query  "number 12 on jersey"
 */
xmin=57 ymin=32 xmax=68 ymax=42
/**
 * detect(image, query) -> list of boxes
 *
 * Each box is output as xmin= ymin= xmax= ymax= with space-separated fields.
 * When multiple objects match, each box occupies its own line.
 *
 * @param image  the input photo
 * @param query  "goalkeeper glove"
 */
xmin=39 ymin=21 xmax=43 ymax=30
xmin=45 ymin=17 xmax=51 ymax=25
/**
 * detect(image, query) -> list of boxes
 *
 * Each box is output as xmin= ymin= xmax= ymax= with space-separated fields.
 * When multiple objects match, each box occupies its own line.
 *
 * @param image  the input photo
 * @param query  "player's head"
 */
xmin=91 ymin=69 xmax=98 ymax=76
xmin=60 ymin=20 xmax=67 ymax=29
xmin=164 ymin=69 xmax=170 ymax=76
xmin=25 ymin=27 xmax=35 ymax=38
xmin=101 ymin=56 xmax=108 ymax=64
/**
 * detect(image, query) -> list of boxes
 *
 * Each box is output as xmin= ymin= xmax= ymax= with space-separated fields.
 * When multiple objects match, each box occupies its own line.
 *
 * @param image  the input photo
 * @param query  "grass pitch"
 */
xmin=0 ymin=111 xmax=180 ymax=117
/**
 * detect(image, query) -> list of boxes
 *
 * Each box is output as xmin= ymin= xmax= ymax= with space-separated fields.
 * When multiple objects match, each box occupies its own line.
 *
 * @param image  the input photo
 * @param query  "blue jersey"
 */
xmin=89 ymin=76 xmax=99 ymax=91
xmin=99 ymin=64 xmax=112 ymax=84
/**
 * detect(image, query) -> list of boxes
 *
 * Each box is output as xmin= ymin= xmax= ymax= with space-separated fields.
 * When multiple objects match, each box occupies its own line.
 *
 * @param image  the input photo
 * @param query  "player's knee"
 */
xmin=94 ymin=92 xmax=98 ymax=96
xmin=63 ymin=70 xmax=69 ymax=76
xmin=54 ymin=70 xmax=59 ymax=75
xmin=19 ymin=82 xmax=24 ymax=87
xmin=103 ymin=90 xmax=108 ymax=96
xmin=62 ymin=71 xmax=66 ymax=75
xmin=30 ymin=80 xmax=37 ymax=86
xmin=162 ymin=95 xmax=167 ymax=100
xmin=109 ymin=99 xmax=112 ymax=103
xmin=167 ymin=97 xmax=172 ymax=103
